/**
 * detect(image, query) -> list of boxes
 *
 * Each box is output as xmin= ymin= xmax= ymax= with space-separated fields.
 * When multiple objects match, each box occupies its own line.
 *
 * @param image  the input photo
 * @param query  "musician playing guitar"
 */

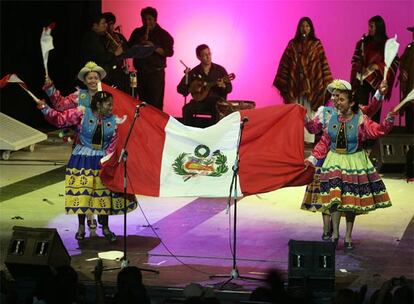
xmin=177 ymin=44 xmax=233 ymax=127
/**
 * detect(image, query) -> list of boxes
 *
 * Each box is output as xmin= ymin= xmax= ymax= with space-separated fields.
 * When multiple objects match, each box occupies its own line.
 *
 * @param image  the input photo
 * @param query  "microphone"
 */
xmin=137 ymin=102 xmax=146 ymax=108
xmin=241 ymin=116 xmax=249 ymax=124
xmin=134 ymin=102 xmax=146 ymax=115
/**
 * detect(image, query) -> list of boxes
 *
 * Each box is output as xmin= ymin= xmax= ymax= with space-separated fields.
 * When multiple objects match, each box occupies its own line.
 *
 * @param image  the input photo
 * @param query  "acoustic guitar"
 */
xmin=190 ymin=73 xmax=235 ymax=102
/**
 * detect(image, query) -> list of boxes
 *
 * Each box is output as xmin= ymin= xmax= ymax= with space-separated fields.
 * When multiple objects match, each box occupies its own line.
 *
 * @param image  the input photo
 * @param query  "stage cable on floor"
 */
xmin=129 ymin=179 xmax=215 ymax=276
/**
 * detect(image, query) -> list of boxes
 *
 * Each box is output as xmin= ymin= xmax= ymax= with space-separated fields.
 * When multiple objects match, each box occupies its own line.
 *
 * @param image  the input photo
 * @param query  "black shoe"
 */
xmin=75 ymin=231 xmax=85 ymax=241
xmin=87 ymin=219 xmax=97 ymax=230
xmin=102 ymin=228 xmax=117 ymax=242
xmin=97 ymin=215 xmax=104 ymax=226
xmin=344 ymin=241 xmax=354 ymax=250
xmin=321 ymin=231 xmax=332 ymax=241
xmin=332 ymin=237 xmax=339 ymax=248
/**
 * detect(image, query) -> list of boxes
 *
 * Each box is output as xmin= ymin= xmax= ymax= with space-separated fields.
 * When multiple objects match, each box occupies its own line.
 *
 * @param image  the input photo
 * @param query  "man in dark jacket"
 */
xmin=128 ymin=7 xmax=174 ymax=111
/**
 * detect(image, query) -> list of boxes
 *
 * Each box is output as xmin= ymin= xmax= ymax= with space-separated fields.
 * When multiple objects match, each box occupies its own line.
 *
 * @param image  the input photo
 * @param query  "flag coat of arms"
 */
xmin=100 ymin=84 xmax=314 ymax=197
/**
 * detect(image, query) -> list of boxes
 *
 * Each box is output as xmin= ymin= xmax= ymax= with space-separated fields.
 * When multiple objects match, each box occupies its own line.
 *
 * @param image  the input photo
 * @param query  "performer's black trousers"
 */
xmin=355 ymin=80 xmax=380 ymax=123
xmin=182 ymin=96 xmax=219 ymax=127
xmin=137 ymin=69 xmax=165 ymax=111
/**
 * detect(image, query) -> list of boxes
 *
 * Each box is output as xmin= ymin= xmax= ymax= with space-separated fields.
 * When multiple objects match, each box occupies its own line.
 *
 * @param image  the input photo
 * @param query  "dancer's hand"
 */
xmin=36 ymin=99 xmax=47 ymax=110
xmin=304 ymin=159 xmax=315 ymax=171
xmin=385 ymin=110 xmax=397 ymax=123
xmin=44 ymin=75 xmax=52 ymax=87
xmin=379 ymin=80 xmax=388 ymax=96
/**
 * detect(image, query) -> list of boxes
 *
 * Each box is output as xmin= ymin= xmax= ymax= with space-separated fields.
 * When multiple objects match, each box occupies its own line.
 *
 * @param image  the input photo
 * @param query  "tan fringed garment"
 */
xmin=273 ymin=39 xmax=333 ymax=111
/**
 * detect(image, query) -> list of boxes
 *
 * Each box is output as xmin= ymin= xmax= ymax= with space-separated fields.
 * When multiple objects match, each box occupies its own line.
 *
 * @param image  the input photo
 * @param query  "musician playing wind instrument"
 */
xmin=177 ymin=44 xmax=233 ymax=127
xmin=80 ymin=14 xmax=124 ymax=89
xmin=128 ymin=7 xmax=174 ymax=110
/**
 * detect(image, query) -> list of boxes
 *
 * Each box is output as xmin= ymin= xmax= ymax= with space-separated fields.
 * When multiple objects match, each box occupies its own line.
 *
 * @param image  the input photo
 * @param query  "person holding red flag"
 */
xmin=304 ymin=79 xmax=395 ymax=250
xmin=35 ymin=91 xmax=137 ymax=242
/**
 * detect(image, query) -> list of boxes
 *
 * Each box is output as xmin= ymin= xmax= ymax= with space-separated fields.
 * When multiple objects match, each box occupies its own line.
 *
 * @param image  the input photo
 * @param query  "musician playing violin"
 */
xmin=177 ymin=44 xmax=232 ymax=127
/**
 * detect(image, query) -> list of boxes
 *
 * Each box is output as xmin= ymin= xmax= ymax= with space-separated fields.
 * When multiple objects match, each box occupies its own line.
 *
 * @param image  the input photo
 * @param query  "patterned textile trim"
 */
xmin=67 ymin=155 xmax=102 ymax=171
xmin=321 ymin=170 xmax=381 ymax=184
xmin=65 ymin=166 xmax=137 ymax=215
xmin=66 ymin=168 xmax=105 ymax=190
xmin=321 ymin=188 xmax=390 ymax=206
xmin=65 ymin=194 xmax=137 ymax=212
xmin=319 ymin=197 xmax=391 ymax=214
xmin=301 ymin=203 xmax=324 ymax=212
xmin=321 ymin=165 xmax=377 ymax=175
xmin=320 ymin=177 xmax=388 ymax=197
xmin=66 ymin=168 xmax=100 ymax=178
xmin=72 ymin=145 xmax=105 ymax=157
xmin=301 ymin=159 xmax=325 ymax=212
xmin=65 ymin=198 xmax=137 ymax=215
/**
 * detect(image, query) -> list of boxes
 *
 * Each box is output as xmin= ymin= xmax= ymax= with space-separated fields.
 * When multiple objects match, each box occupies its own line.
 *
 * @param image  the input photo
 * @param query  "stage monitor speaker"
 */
xmin=288 ymin=240 xmax=335 ymax=291
xmin=371 ymin=133 xmax=414 ymax=172
xmin=5 ymin=226 xmax=71 ymax=279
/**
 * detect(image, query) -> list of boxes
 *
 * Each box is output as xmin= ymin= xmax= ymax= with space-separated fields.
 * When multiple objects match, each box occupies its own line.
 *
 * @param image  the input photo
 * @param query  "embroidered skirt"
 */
xmin=319 ymin=150 xmax=391 ymax=214
xmin=301 ymin=158 xmax=327 ymax=212
xmin=65 ymin=145 xmax=137 ymax=215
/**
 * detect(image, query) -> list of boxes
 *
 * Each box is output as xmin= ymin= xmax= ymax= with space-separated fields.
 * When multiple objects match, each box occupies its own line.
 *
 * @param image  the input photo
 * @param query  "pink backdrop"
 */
xmin=103 ymin=0 xmax=413 ymax=119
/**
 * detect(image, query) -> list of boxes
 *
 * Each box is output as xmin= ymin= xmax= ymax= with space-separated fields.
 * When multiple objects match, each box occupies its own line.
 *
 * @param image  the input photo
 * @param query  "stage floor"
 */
xmin=0 ymin=134 xmax=413 ymax=297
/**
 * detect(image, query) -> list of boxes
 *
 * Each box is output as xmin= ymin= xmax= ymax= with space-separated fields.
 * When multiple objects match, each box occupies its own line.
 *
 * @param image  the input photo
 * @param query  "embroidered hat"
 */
xmin=327 ymin=79 xmax=352 ymax=93
xmin=77 ymin=61 xmax=106 ymax=81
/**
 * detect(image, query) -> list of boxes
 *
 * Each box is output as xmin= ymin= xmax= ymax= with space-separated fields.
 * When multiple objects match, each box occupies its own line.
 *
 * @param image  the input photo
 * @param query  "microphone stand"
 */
xmin=210 ymin=117 xmax=262 ymax=288
xmin=104 ymin=102 xmax=158 ymax=274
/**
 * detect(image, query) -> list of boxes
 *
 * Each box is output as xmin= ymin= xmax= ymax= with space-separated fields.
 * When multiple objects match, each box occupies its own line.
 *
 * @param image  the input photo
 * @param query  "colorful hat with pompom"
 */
xmin=77 ymin=61 xmax=106 ymax=81
xmin=327 ymin=79 xmax=352 ymax=93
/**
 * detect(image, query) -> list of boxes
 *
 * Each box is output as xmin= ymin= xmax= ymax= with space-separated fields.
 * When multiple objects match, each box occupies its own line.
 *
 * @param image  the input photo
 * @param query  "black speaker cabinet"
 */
xmin=371 ymin=133 xmax=414 ymax=172
xmin=288 ymin=240 xmax=335 ymax=291
xmin=5 ymin=226 xmax=71 ymax=279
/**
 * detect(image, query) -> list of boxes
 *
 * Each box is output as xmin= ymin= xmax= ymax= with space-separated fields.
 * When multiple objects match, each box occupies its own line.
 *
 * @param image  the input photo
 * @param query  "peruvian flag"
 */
xmin=40 ymin=22 xmax=56 ymax=75
xmin=100 ymin=84 xmax=314 ymax=197
xmin=0 ymin=74 xmax=27 ymax=89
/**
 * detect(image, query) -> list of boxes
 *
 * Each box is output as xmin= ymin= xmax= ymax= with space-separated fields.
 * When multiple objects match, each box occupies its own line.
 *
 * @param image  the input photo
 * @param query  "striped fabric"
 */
xmin=273 ymin=39 xmax=333 ymax=111
xmin=65 ymin=145 xmax=137 ymax=215
xmin=301 ymin=158 xmax=325 ymax=212
xmin=350 ymin=38 xmax=399 ymax=100
xmin=319 ymin=150 xmax=391 ymax=214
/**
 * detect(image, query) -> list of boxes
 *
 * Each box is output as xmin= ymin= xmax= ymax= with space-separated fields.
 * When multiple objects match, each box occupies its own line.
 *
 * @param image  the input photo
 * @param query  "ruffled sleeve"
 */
xmin=360 ymin=113 xmax=394 ymax=140
xmin=43 ymin=83 xmax=80 ymax=111
xmin=310 ymin=132 xmax=331 ymax=161
xmin=305 ymin=106 xmax=331 ymax=134
xmin=41 ymin=105 xmax=84 ymax=128
xmin=360 ymin=90 xmax=384 ymax=118
xmin=105 ymin=115 xmax=126 ymax=155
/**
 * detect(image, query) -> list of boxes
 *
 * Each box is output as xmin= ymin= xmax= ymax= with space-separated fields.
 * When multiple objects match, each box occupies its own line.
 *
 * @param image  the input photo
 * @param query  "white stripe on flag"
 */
xmin=160 ymin=112 xmax=242 ymax=197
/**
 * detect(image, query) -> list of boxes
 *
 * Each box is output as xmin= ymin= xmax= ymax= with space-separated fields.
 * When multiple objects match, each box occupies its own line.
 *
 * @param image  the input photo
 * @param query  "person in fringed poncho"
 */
xmin=273 ymin=16 xmax=332 ymax=143
xmin=350 ymin=15 xmax=399 ymax=123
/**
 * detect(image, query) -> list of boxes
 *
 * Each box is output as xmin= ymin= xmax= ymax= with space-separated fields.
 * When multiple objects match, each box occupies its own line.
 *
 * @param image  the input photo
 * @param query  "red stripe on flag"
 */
xmin=239 ymin=104 xmax=314 ymax=195
xmin=47 ymin=22 xmax=56 ymax=30
xmin=0 ymin=74 xmax=11 ymax=89
xmin=100 ymin=84 xmax=170 ymax=196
